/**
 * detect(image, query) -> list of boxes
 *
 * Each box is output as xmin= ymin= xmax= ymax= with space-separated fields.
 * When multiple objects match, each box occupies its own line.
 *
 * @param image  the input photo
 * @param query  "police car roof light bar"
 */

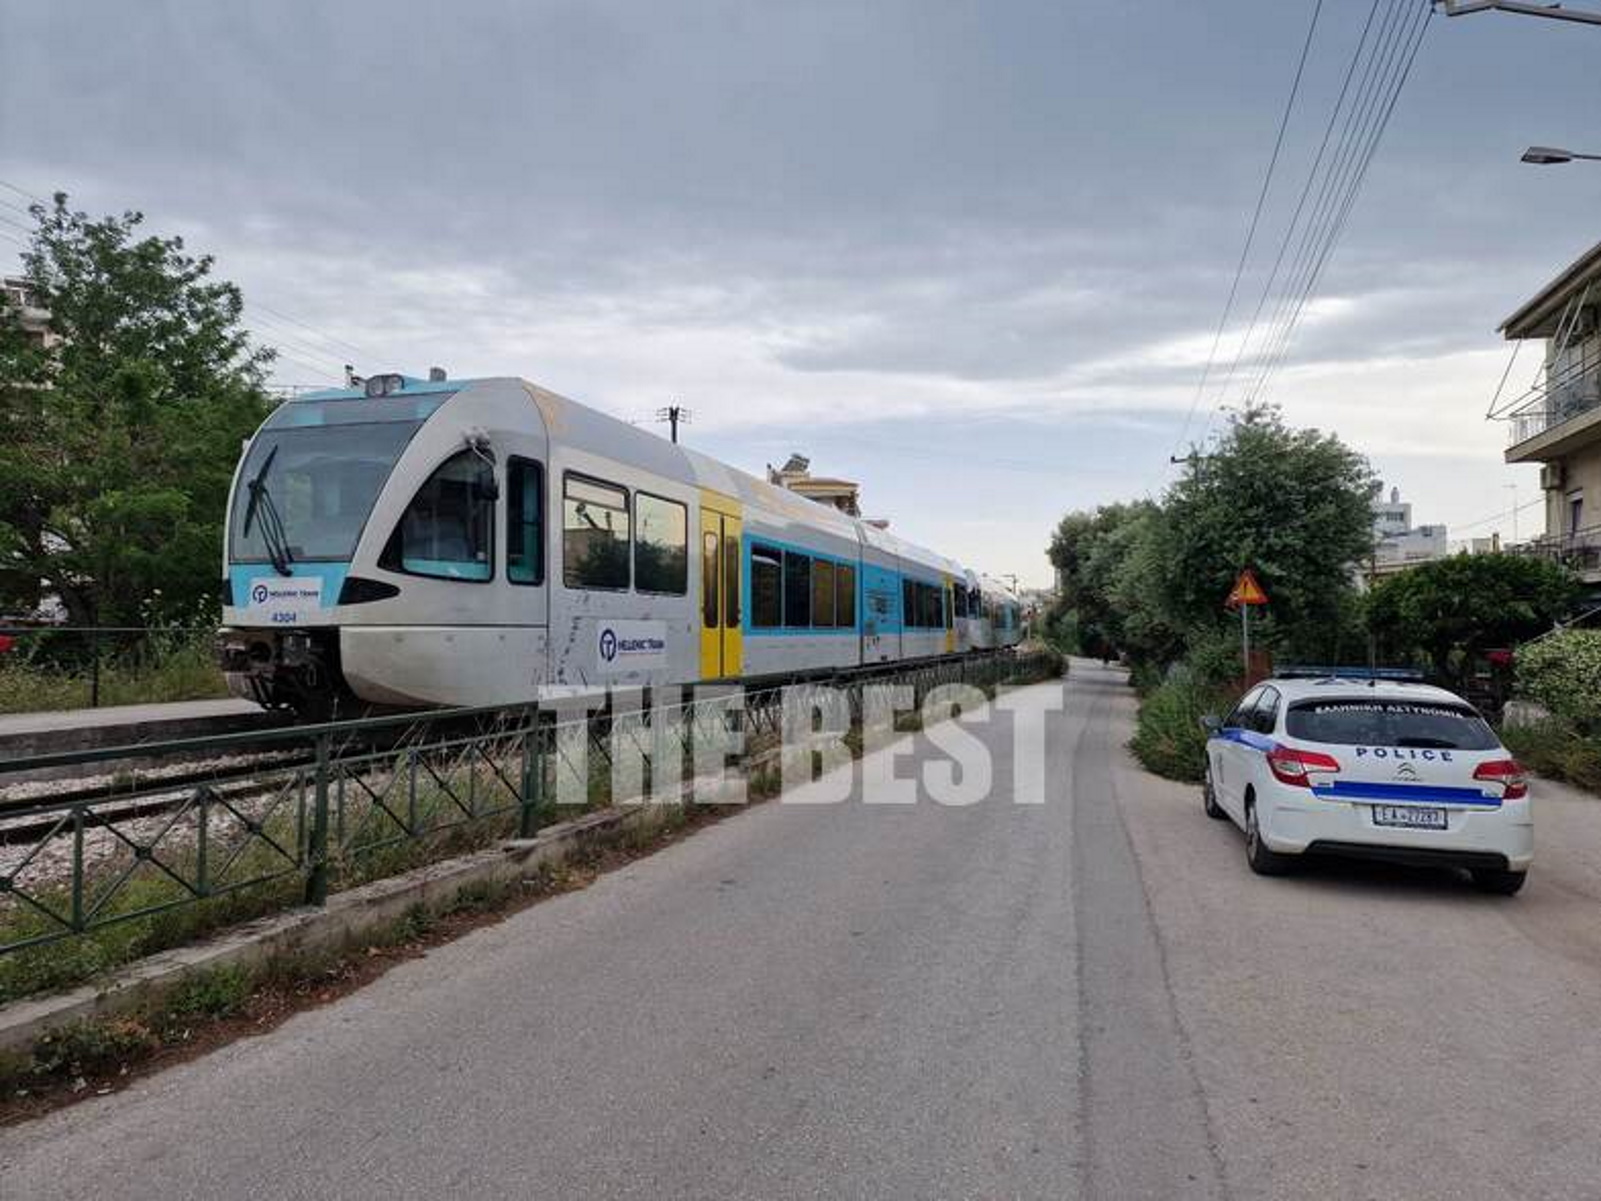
xmin=1274 ymin=665 xmax=1428 ymax=683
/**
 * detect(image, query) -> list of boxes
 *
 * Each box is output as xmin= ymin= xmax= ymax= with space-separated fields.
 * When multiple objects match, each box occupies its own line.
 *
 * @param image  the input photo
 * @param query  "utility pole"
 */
xmin=1435 ymin=0 xmax=1601 ymax=24
xmin=656 ymin=404 xmax=692 ymax=444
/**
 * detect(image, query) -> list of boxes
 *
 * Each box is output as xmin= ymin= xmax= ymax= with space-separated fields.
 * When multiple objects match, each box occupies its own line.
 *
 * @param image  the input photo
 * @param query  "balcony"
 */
xmin=1509 ymin=523 xmax=1601 ymax=582
xmin=1504 ymin=368 xmax=1601 ymax=463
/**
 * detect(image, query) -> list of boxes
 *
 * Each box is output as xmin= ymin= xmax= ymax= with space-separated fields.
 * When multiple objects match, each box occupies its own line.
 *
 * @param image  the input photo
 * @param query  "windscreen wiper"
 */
xmin=242 ymin=446 xmax=295 ymax=577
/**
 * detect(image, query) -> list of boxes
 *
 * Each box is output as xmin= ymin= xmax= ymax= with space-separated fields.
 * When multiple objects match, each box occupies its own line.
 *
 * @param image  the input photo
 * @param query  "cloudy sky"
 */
xmin=3 ymin=1 xmax=1599 ymax=585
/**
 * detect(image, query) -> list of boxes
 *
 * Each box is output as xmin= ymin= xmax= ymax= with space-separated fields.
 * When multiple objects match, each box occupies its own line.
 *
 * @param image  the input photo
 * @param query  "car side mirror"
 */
xmin=1199 ymin=714 xmax=1222 ymax=734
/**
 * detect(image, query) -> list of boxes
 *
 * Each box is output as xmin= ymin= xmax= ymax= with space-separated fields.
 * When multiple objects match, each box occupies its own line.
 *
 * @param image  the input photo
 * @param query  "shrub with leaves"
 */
xmin=1516 ymin=629 xmax=1601 ymax=733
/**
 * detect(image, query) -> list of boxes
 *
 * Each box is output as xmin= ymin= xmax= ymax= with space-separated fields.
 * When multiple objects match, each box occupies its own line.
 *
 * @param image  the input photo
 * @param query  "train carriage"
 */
xmin=219 ymin=374 xmax=1022 ymax=716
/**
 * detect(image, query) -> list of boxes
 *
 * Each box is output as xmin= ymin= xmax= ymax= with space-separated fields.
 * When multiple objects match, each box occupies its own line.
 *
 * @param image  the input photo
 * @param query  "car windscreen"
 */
xmin=230 ymin=421 xmax=423 ymax=563
xmin=1285 ymin=699 xmax=1498 ymax=750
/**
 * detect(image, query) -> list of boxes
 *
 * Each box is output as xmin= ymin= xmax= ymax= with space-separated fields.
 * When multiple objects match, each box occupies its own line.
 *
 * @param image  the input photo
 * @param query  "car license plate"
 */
xmin=1372 ymin=805 xmax=1447 ymax=830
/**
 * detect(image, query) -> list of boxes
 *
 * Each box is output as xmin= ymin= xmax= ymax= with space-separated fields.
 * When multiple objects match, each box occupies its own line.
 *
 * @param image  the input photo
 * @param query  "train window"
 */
xmin=812 ymin=559 xmax=835 ymax=628
xmin=702 ymin=531 xmax=719 ymax=627
xmin=381 ymin=450 xmax=494 ymax=582
xmin=836 ymin=563 xmax=856 ymax=628
xmin=784 ymin=550 xmax=812 ymax=628
xmin=635 ymin=493 xmax=688 ymax=595
xmin=751 ymin=543 xmax=782 ymax=627
xmin=902 ymin=579 xmax=915 ymax=628
xmin=724 ymin=531 xmax=740 ymax=627
xmin=507 ymin=458 xmax=543 ymax=586
xmin=563 ymin=474 xmax=630 ymax=590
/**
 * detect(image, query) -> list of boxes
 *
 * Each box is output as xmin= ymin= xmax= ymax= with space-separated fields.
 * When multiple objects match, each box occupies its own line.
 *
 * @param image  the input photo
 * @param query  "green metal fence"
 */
xmin=0 ymin=649 xmax=1057 ymax=959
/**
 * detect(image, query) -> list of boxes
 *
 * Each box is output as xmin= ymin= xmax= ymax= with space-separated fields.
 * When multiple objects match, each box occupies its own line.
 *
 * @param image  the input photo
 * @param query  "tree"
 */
xmin=1047 ymin=501 xmax=1175 ymax=660
xmin=1366 ymin=553 xmax=1579 ymax=691
xmin=0 ymin=194 xmax=273 ymax=626
xmin=1155 ymin=404 xmax=1375 ymax=654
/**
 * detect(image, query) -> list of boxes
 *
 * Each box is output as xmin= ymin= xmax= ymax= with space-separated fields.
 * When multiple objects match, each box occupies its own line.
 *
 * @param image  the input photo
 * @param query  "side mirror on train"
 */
xmin=1199 ymin=714 xmax=1222 ymax=734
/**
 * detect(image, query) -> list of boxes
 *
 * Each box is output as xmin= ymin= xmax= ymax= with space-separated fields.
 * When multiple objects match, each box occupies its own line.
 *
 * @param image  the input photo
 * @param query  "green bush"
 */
xmin=164 ymin=965 xmax=252 ymax=1023
xmin=28 ymin=1017 xmax=160 ymax=1079
xmin=1516 ymin=630 xmax=1601 ymax=733
xmin=1130 ymin=674 xmax=1227 ymax=783
xmin=1502 ymin=718 xmax=1601 ymax=796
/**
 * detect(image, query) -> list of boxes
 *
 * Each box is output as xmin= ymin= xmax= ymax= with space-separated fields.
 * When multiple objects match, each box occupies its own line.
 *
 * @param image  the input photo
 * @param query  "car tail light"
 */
xmin=1473 ymin=758 xmax=1528 ymax=800
xmin=1266 ymin=745 xmax=1341 ymax=787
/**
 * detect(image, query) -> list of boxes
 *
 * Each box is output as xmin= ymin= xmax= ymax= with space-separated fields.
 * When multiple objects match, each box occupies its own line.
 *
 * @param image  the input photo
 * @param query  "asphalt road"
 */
xmin=6 ymin=659 xmax=1601 ymax=1199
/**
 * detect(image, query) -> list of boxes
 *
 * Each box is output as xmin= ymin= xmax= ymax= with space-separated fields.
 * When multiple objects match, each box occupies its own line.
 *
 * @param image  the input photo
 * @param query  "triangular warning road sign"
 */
xmin=1226 ymin=569 xmax=1269 ymax=607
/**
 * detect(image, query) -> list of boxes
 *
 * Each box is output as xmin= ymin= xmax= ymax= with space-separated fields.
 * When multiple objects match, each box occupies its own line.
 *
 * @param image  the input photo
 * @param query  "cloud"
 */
xmin=2 ymin=0 xmax=1595 ymax=585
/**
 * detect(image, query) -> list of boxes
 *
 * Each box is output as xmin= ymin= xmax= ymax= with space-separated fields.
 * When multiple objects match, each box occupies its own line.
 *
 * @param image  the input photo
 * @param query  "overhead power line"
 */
xmin=1245 ymin=1 xmax=1433 ymax=406
xmin=1202 ymin=0 xmax=1388 ymax=426
xmin=1451 ymin=495 xmax=1543 ymax=534
xmin=1234 ymin=0 xmax=1418 ymax=408
xmin=1195 ymin=0 xmax=1433 ymax=449
xmin=249 ymin=300 xmax=382 ymax=364
xmin=0 ymin=178 xmax=45 ymax=206
xmin=1171 ymin=0 xmax=1327 ymax=460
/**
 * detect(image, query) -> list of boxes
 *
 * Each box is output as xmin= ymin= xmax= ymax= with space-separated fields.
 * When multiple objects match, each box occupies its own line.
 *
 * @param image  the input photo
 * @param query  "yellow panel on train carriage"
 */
xmin=699 ymin=489 xmax=744 ymax=680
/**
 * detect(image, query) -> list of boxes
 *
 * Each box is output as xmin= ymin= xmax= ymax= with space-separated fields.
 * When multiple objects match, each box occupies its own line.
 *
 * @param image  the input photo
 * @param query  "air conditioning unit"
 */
xmin=1541 ymin=462 xmax=1566 ymax=491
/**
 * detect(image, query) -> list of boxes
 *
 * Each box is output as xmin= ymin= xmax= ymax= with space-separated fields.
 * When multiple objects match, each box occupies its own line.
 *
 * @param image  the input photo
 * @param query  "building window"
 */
xmin=1569 ymin=490 xmax=1585 ymax=537
xmin=784 ymin=550 xmax=812 ymax=628
xmin=752 ymin=543 xmax=782 ymax=628
xmin=812 ymin=559 xmax=836 ymax=628
xmin=563 ymin=474 xmax=630 ymax=590
xmin=507 ymin=458 xmax=543 ymax=585
xmin=836 ymin=563 xmax=856 ymax=628
xmin=635 ymin=492 xmax=688 ymax=595
xmin=381 ymin=450 xmax=494 ymax=581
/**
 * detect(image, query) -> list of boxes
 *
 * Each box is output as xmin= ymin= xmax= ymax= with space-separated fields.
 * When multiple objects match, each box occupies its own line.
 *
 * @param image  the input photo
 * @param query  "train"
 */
xmin=217 ymin=373 xmax=1024 ymax=717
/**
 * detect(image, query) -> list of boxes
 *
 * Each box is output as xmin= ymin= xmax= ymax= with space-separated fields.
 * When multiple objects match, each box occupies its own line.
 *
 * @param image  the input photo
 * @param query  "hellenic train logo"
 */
xmin=250 ymin=583 xmax=270 ymax=605
xmin=599 ymin=627 xmax=618 ymax=663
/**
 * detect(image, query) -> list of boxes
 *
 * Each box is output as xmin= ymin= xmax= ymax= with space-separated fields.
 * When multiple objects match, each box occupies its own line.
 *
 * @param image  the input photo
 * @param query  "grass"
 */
xmin=1129 ymin=675 xmax=1230 ymax=785
xmin=0 ymin=650 xmax=1067 ymax=1117
xmin=0 ymin=752 xmax=553 ymax=1005
xmin=0 ymin=650 xmax=1063 ymax=1007
xmin=1501 ymin=718 xmax=1601 ymax=797
xmin=0 ymin=630 xmax=228 ymax=714
xmin=0 ymin=872 xmax=557 ymax=1111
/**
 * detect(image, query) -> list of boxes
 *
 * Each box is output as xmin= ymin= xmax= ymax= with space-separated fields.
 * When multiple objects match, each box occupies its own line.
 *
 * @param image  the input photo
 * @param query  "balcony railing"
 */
xmin=1507 ymin=376 xmax=1601 ymax=446
xmin=1509 ymin=523 xmax=1601 ymax=577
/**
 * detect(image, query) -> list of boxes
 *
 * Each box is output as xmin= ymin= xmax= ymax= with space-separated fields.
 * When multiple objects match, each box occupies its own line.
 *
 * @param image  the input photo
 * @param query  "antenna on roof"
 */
xmin=656 ymin=404 xmax=692 ymax=444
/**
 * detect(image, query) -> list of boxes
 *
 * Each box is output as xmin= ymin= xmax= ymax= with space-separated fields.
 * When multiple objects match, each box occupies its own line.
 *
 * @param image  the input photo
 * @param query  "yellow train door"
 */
xmin=943 ymin=574 xmax=956 ymax=654
xmin=699 ymin=492 xmax=744 ymax=680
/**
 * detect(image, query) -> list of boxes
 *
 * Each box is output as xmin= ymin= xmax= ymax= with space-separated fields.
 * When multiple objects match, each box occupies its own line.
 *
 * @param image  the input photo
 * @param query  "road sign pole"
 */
xmin=1242 ymin=602 xmax=1250 ymax=679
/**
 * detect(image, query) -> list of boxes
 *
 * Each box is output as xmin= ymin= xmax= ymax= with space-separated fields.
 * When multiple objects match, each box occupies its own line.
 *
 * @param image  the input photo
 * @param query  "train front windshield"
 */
xmin=229 ymin=397 xmax=443 ymax=564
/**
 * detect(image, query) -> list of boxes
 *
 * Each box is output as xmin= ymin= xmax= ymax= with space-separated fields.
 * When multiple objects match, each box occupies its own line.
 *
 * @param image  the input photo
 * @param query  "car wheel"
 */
xmin=1470 ymin=867 xmax=1526 ymax=896
xmin=1202 ymin=769 xmax=1227 ymax=820
xmin=1245 ymin=800 xmax=1293 ymax=876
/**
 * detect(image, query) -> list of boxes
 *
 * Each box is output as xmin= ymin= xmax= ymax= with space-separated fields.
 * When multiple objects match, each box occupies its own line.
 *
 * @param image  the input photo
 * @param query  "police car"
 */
xmin=1202 ymin=671 xmax=1532 ymax=894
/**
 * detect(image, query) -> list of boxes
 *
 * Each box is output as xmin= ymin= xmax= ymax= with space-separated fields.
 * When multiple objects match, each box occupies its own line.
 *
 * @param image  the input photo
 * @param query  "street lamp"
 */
xmin=1521 ymin=145 xmax=1601 ymax=165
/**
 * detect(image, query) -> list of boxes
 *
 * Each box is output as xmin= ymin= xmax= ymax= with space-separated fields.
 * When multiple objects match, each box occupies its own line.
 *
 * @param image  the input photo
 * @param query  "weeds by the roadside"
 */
xmin=1130 ymin=675 xmax=1229 ymax=784
xmin=1501 ymin=718 xmax=1601 ymax=797
xmin=0 ymin=629 xmax=226 ymax=714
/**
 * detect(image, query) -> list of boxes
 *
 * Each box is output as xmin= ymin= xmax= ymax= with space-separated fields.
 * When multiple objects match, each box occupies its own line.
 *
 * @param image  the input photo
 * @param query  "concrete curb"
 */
xmin=0 ymin=800 xmax=680 ymax=1055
